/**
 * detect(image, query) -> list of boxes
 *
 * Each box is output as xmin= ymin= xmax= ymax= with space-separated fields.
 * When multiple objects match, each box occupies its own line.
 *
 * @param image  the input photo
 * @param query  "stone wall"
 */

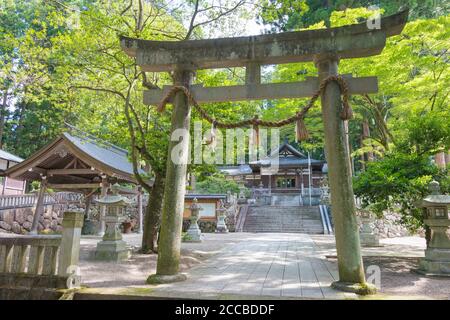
xmin=372 ymin=211 xmax=416 ymax=238
xmin=0 ymin=204 xmax=67 ymax=234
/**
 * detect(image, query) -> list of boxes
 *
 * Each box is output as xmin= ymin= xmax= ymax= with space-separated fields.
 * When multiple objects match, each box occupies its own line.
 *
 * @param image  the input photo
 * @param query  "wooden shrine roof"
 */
xmin=4 ymin=131 xmax=146 ymax=191
xmin=250 ymin=140 xmax=325 ymax=170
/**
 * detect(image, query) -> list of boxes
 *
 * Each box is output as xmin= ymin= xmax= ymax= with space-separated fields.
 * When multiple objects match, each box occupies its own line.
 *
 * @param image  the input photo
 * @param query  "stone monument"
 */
xmin=93 ymin=183 xmax=131 ymax=262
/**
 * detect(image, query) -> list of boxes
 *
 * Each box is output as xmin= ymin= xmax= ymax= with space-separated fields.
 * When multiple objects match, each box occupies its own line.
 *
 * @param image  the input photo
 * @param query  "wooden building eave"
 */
xmin=4 ymin=133 xmax=140 ymax=186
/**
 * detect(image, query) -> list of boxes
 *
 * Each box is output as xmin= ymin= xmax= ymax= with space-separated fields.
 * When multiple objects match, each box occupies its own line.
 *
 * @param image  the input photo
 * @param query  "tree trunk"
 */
xmin=362 ymin=118 xmax=374 ymax=162
xmin=0 ymin=90 xmax=8 ymax=148
xmin=141 ymin=173 xmax=164 ymax=253
xmin=360 ymin=132 xmax=366 ymax=172
xmin=434 ymin=152 xmax=446 ymax=169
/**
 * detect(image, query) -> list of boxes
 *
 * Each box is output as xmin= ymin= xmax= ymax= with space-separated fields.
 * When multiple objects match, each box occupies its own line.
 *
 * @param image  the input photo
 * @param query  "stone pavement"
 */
xmin=74 ymin=233 xmax=431 ymax=299
xmin=152 ymin=233 xmax=355 ymax=299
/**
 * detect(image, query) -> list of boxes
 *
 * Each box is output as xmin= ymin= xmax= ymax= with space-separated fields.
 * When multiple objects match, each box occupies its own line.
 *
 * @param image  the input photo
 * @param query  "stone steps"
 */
xmin=243 ymin=205 xmax=324 ymax=234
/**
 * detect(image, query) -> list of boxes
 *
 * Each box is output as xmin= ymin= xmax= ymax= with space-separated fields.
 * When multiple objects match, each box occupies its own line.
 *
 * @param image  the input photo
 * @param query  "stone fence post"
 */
xmin=58 ymin=211 xmax=84 ymax=277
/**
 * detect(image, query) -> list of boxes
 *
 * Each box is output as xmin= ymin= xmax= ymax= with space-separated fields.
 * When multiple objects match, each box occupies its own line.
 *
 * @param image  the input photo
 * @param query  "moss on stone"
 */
xmin=146 ymin=273 xmax=187 ymax=285
xmin=331 ymin=281 xmax=377 ymax=295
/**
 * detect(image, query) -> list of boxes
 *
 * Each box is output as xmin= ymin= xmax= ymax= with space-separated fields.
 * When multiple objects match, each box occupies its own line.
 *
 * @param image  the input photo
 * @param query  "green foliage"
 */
xmin=181 ymin=232 xmax=192 ymax=242
xmin=353 ymin=152 xmax=449 ymax=231
xmin=0 ymin=0 xmax=87 ymax=154
xmin=257 ymin=0 xmax=449 ymax=32
xmin=258 ymin=0 xmax=309 ymax=32
xmin=196 ymin=174 xmax=240 ymax=194
xmin=259 ymin=7 xmax=449 ymax=173
xmin=396 ymin=110 xmax=450 ymax=156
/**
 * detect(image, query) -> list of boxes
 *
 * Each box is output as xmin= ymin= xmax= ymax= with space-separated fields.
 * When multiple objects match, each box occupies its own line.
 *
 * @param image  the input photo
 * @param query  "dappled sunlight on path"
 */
xmin=151 ymin=233 xmax=352 ymax=299
xmin=75 ymin=232 xmax=449 ymax=299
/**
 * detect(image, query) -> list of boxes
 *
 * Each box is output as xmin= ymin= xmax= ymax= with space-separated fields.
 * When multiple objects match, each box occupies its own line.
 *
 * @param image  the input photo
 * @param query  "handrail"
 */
xmin=318 ymin=205 xmax=328 ymax=234
xmin=235 ymin=205 xmax=249 ymax=232
xmin=319 ymin=204 xmax=333 ymax=234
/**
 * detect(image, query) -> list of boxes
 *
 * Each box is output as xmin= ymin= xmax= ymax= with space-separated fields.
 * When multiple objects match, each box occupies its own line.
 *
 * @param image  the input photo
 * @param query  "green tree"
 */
xmin=255 ymin=6 xmax=450 ymax=232
xmin=353 ymin=152 xmax=449 ymax=232
xmin=196 ymin=174 xmax=241 ymax=194
xmin=47 ymin=0 xmax=250 ymax=253
xmin=257 ymin=0 xmax=449 ymax=32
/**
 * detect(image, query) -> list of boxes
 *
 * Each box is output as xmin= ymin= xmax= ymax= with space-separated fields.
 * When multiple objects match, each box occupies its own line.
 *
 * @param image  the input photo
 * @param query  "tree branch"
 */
xmin=69 ymin=85 xmax=125 ymax=100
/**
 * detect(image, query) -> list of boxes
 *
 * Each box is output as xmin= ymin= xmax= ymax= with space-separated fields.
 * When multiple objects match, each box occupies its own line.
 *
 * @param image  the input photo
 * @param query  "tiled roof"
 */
xmin=0 ymin=149 xmax=23 ymax=163
xmin=63 ymin=132 xmax=143 ymax=177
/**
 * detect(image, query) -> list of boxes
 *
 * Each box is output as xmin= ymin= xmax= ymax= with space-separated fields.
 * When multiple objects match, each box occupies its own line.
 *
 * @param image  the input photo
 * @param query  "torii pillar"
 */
xmin=147 ymin=69 xmax=194 ymax=284
xmin=315 ymin=54 xmax=369 ymax=293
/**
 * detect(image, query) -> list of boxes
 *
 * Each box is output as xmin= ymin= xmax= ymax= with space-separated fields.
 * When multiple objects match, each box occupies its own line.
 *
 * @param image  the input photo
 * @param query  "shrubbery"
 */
xmin=353 ymin=152 xmax=449 ymax=232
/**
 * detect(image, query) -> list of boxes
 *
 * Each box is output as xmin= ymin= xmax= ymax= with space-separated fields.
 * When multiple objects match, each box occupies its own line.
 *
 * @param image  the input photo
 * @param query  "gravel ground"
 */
xmin=324 ymin=256 xmax=450 ymax=299
xmin=311 ymin=235 xmax=450 ymax=299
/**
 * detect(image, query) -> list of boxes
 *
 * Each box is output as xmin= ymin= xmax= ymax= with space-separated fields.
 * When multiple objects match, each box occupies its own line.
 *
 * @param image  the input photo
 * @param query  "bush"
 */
xmin=196 ymin=174 xmax=240 ymax=194
xmin=183 ymin=219 xmax=218 ymax=233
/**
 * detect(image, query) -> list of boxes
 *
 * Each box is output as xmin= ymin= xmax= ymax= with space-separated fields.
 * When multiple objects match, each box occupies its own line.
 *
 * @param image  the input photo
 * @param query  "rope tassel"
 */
xmin=340 ymin=100 xmax=353 ymax=120
xmin=252 ymin=116 xmax=260 ymax=146
xmin=296 ymin=117 xmax=309 ymax=142
xmin=204 ymin=122 xmax=216 ymax=146
xmin=336 ymin=76 xmax=353 ymax=120
xmin=253 ymin=125 xmax=260 ymax=147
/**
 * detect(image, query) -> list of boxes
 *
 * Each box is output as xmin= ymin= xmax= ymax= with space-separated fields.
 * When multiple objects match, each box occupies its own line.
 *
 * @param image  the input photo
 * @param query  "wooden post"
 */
xmin=148 ymin=69 xmax=194 ymax=283
xmin=29 ymin=176 xmax=47 ymax=235
xmin=84 ymin=195 xmax=92 ymax=218
xmin=315 ymin=54 xmax=374 ymax=294
xmin=98 ymin=175 xmax=108 ymax=236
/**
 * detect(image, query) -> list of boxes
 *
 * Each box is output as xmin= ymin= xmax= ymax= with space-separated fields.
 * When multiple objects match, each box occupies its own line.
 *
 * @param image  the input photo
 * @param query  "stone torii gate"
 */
xmin=121 ymin=10 xmax=408 ymax=293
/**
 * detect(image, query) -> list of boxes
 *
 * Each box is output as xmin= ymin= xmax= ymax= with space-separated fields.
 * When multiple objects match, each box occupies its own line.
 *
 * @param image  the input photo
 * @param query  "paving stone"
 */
xmin=150 ymin=233 xmax=355 ymax=299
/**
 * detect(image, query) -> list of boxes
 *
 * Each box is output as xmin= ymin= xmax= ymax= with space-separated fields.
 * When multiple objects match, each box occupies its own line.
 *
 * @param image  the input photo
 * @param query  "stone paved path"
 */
xmin=152 ymin=233 xmax=355 ymax=299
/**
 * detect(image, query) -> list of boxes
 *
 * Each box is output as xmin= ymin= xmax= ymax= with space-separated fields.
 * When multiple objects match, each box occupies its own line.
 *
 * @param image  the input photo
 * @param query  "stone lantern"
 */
xmin=238 ymin=185 xmax=247 ymax=204
xmin=358 ymin=210 xmax=381 ymax=247
xmin=93 ymin=183 xmax=131 ymax=261
xmin=319 ymin=176 xmax=330 ymax=205
xmin=215 ymin=200 xmax=229 ymax=233
xmin=185 ymin=198 xmax=203 ymax=242
xmin=416 ymin=180 xmax=450 ymax=276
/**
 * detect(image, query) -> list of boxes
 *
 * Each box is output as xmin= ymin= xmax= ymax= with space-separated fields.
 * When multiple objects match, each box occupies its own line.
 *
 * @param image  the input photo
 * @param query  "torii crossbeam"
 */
xmin=121 ymin=10 xmax=408 ymax=293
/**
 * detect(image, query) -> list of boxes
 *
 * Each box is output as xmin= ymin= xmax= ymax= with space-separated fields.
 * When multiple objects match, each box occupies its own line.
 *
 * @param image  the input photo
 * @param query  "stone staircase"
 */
xmin=243 ymin=205 xmax=324 ymax=234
